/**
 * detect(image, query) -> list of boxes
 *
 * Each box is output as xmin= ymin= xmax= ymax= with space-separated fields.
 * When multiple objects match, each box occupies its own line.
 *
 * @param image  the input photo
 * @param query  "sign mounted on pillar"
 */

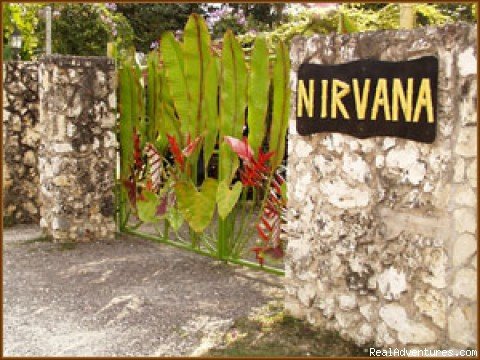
xmin=296 ymin=56 xmax=438 ymax=143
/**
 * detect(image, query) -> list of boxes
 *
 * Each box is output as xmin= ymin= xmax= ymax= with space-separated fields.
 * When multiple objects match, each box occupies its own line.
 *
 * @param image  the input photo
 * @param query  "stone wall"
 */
xmin=285 ymin=24 xmax=477 ymax=349
xmin=3 ymin=61 xmax=41 ymax=225
xmin=37 ymin=56 xmax=117 ymax=242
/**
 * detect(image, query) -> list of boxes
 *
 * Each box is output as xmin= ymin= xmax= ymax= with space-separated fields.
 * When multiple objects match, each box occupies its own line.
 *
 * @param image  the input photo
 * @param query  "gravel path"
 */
xmin=3 ymin=225 xmax=283 ymax=356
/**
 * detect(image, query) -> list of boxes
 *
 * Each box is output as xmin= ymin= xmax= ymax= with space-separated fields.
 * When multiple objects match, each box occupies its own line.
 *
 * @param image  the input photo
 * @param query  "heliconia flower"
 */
xmin=167 ymin=134 xmax=202 ymax=172
xmin=167 ymin=135 xmax=185 ymax=170
xmin=264 ymin=246 xmax=284 ymax=259
xmin=133 ymin=128 xmax=143 ymax=169
xmin=224 ymin=136 xmax=254 ymax=163
xmin=182 ymin=135 xmax=202 ymax=157
xmin=123 ymin=176 xmax=137 ymax=206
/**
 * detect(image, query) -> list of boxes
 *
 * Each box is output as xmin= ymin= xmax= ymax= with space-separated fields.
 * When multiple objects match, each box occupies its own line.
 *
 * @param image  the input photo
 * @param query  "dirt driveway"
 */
xmin=3 ymin=225 xmax=283 ymax=356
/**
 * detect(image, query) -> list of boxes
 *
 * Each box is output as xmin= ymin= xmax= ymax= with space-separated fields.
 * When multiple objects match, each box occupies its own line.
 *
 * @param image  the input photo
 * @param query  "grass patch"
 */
xmin=205 ymin=301 xmax=369 ymax=357
xmin=22 ymin=235 xmax=52 ymax=245
xmin=59 ymin=242 xmax=77 ymax=251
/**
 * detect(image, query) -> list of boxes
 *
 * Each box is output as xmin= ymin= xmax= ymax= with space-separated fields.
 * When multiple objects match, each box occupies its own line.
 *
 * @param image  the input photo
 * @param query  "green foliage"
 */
xmin=118 ymin=14 xmax=290 ymax=263
xmin=219 ymin=30 xmax=248 ymax=183
xmin=137 ymin=190 xmax=161 ymax=223
xmin=269 ymin=42 xmax=290 ymax=171
xmin=175 ymin=178 xmax=218 ymax=233
xmin=3 ymin=3 xmax=133 ymax=59
xmin=3 ymin=3 xmax=43 ymax=60
xmin=247 ymin=36 xmax=270 ymax=154
xmin=217 ymin=181 xmax=243 ymax=220
xmin=116 ymin=4 xmax=205 ymax=53
xmin=238 ymin=3 xmax=477 ymax=49
xmin=48 ymin=4 xmax=133 ymax=56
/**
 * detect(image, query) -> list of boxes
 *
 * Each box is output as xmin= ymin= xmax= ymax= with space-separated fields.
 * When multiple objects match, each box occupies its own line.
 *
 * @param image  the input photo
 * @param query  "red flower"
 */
xmin=167 ymin=134 xmax=202 ymax=172
xmin=167 ymin=135 xmax=185 ymax=170
xmin=224 ymin=136 xmax=254 ymax=163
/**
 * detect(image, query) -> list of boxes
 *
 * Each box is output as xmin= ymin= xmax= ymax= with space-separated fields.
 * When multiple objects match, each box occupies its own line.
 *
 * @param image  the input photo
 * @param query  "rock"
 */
xmin=452 ymin=234 xmax=477 ymax=266
xmin=295 ymin=139 xmax=313 ymax=158
xmin=454 ymin=208 xmax=476 ymax=234
xmin=338 ymin=294 xmax=357 ymax=311
xmin=24 ymin=151 xmax=36 ymax=167
xmin=452 ymin=268 xmax=477 ymax=301
xmin=455 ymin=127 xmax=477 ymax=158
xmin=22 ymin=128 xmax=40 ymax=147
xmin=53 ymin=175 xmax=70 ymax=187
xmin=53 ymin=143 xmax=73 ymax=153
xmin=354 ymin=323 xmax=374 ymax=345
xmin=24 ymin=201 xmax=38 ymax=215
xmin=359 ymin=304 xmax=374 ymax=322
xmin=422 ymin=248 xmax=446 ymax=289
xmin=297 ymin=284 xmax=316 ymax=307
xmin=466 ymin=160 xmax=477 ymax=188
xmin=414 ymin=288 xmax=446 ymax=329
xmin=52 ymin=217 xmax=70 ymax=231
xmin=379 ymin=304 xmax=436 ymax=344
xmin=319 ymin=179 xmax=370 ymax=208
xmin=377 ymin=267 xmax=407 ymax=300
xmin=448 ymin=307 xmax=476 ymax=347
xmin=342 ymin=154 xmax=370 ymax=183
xmin=454 ymin=185 xmax=476 ymax=207
xmin=376 ymin=322 xmax=395 ymax=346
xmin=458 ymin=47 xmax=477 ymax=77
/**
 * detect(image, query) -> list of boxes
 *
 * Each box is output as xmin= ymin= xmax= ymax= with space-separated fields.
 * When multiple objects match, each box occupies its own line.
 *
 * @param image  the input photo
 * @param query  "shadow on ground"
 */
xmin=3 ymin=225 xmax=366 ymax=356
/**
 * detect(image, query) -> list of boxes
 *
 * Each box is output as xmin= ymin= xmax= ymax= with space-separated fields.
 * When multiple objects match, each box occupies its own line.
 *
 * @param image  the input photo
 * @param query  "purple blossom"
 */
xmin=105 ymin=3 xmax=117 ymax=11
xmin=150 ymin=41 xmax=159 ymax=50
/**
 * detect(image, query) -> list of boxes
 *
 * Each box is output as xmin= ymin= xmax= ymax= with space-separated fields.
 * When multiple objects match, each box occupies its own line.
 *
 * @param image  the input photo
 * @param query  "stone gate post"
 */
xmin=38 ymin=56 xmax=117 ymax=242
xmin=285 ymin=24 xmax=477 ymax=350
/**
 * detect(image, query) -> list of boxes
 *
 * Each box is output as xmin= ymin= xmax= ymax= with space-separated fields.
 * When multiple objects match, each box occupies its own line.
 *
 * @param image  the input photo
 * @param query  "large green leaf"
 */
xmin=269 ymin=41 xmax=291 ymax=170
xmin=217 ymin=181 xmax=243 ymax=219
xmin=247 ymin=36 xmax=270 ymax=154
xmin=137 ymin=190 xmax=161 ymax=223
xmin=203 ymin=57 xmax=219 ymax=168
xmin=219 ymin=142 xmax=239 ymax=184
xmin=161 ymin=31 xmax=190 ymax=136
xmin=166 ymin=206 xmax=184 ymax=232
xmin=219 ymin=30 xmax=247 ymax=182
xmin=118 ymin=63 xmax=133 ymax=179
xmin=220 ymin=30 xmax=247 ymax=140
xmin=132 ymin=62 xmax=146 ymax=147
xmin=175 ymin=178 xmax=218 ymax=233
xmin=183 ymin=13 xmax=211 ymax=139
xmin=146 ymin=51 xmax=162 ymax=145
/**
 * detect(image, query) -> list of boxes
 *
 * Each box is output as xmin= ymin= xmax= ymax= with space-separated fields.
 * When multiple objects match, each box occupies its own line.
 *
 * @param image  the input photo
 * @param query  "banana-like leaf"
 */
xmin=146 ymin=51 xmax=163 ymax=146
xmin=132 ymin=62 xmax=146 ymax=147
xmin=217 ymin=181 xmax=243 ymax=219
xmin=219 ymin=142 xmax=239 ymax=184
xmin=247 ymin=36 xmax=270 ymax=154
xmin=269 ymin=42 xmax=291 ymax=170
xmin=175 ymin=178 xmax=218 ymax=233
xmin=137 ymin=190 xmax=161 ymax=223
xmin=219 ymin=30 xmax=247 ymax=182
xmin=161 ymin=31 xmax=190 ymax=137
xmin=203 ymin=58 xmax=219 ymax=168
xmin=183 ymin=13 xmax=211 ymax=139
xmin=118 ymin=63 xmax=134 ymax=179
xmin=220 ymin=30 xmax=247 ymax=140
xmin=166 ymin=206 xmax=184 ymax=232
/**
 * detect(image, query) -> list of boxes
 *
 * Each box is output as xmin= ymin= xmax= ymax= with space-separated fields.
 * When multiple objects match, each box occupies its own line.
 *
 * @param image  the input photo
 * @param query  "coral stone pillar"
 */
xmin=38 ymin=56 xmax=117 ymax=242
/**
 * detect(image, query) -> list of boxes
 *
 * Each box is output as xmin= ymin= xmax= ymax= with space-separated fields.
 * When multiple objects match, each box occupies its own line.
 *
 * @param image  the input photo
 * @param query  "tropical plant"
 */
xmin=2 ymin=3 xmax=43 ymax=60
xmin=117 ymin=14 xmax=290 ymax=267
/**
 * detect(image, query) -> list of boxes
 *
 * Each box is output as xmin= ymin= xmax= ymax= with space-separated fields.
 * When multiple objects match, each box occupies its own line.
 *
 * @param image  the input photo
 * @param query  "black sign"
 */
xmin=296 ymin=56 xmax=438 ymax=143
